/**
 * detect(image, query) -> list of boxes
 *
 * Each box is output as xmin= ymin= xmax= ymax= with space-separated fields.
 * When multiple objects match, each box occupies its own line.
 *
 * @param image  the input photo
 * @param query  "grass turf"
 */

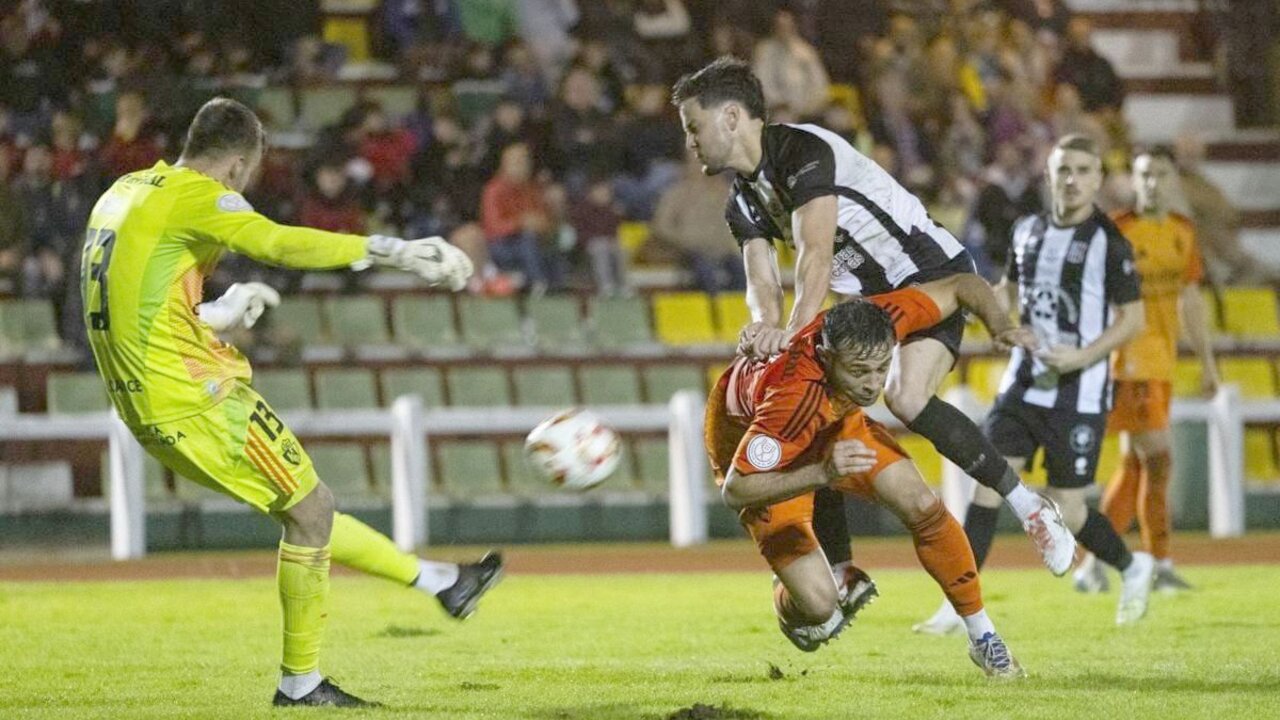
xmin=2 ymin=564 xmax=1278 ymax=719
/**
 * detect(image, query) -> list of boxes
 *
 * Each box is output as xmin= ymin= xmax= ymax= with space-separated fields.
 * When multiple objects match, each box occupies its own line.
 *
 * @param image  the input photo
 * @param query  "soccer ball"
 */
xmin=524 ymin=408 xmax=621 ymax=491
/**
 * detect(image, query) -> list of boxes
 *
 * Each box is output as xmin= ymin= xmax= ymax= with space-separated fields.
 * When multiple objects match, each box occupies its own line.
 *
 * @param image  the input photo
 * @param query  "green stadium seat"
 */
xmin=512 ymin=366 xmax=577 ymax=407
xmin=457 ymin=297 xmax=525 ymax=351
xmin=271 ymin=297 xmax=326 ymax=344
xmin=391 ymin=296 xmax=463 ymax=352
xmin=255 ymin=85 xmax=296 ymax=127
xmin=0 ymin=300 xmax=20 ymax=352
xmin=307 ymin=444 xmax=378 ymax=500
xmin=1220 ymin=287 xmax=1280 ymax=338
xmin=527 ymin=296 xmax=586 ymax=351
xmin=633 ymin=438 xmax=670 ymax=494
xmin=1220 ymin=358 xmax=1275 ymax=398
xmin=579 ymin=365 xmax=642 ymax=405
xmin=325 ymin=295 xmax=389 ymax=346
xmin=314 ymin=368 xmax=379 ymax=409
xmin=712 ymin=293 xmax=752 ymax=344
xmin=452 ymin=79 xmax=506 ymax=126
xmin=47 ymin=373 xmax=109 ymax=414
xmin=14 ymin=299 xmax=60 ymax=352
xmin=380 ymin=367 xmax=445 ymax=408
xmin=101 ymin=451 xmax=171 ymax=502
xmin=652 ymin=292 xmax=717 ymax=345
xmin=364 ymin=86 xmax=417 ymax=117
xmin=642 ymin=364 xmax=705 ymax=403
xmin=1244 ymin=428 xmax=1280 ymax=483
xmin=299 ymin=86 xmax=359 ymax=129
xmin=436 ymin=441 xmax=504 ymax=496
xmin=446 ymin=367 xmax=511 ymax=406
xmin=502 ymin=440 xmax=549 ymax=496
xmin=173 ymin=474 xmax=231 ymax=503
xmin=251 ymin=369 xmax=313 ymax=410
xmin=589 ymin=296 xmax=653 ymax=349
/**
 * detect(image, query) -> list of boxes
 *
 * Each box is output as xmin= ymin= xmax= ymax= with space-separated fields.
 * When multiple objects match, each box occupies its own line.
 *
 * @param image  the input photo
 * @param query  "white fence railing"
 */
xmin=0 ymin=386 xmax=1265 ymax=560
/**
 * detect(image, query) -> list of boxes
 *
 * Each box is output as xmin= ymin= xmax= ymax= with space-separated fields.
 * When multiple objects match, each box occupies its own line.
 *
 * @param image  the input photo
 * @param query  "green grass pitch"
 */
xmin=2 ymin=564 xmax=1278 ymax=719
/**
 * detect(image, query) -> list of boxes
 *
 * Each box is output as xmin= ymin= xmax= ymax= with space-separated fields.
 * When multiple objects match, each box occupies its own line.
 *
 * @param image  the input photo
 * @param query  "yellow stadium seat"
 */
xmin=652 ymin=292 xmax=718 ymax=345
xmin=322 ymin=17 xmax=370 ymax=62
xmin=1096 ymin=434 xmax=1122 ymax=485
xmin=964 ymin=357 xmax=1009 ymax=404
xmin=897 ymin=435 xmax=943 ymax=487
xmin=618 ymin=222 xmax=650 ymax=258
xmin=1019 ymin=458 xmax=1047 ymax=488
xmin=1244 ymin=428 xmax=1280 ymax=483
xmin=1220 ymin=287 xmax=1280 ymax=338
xmin=964 ymin=316 xmax=992 ymax=345
xmin=936 ymin=371 xmax=960 ymax=397
xmin=707 ymin=363 xmax=730 ymax=391
xmin=1219 ymin=357 xmax=1276 ymax=398
xmin=1173 ymin=358 xmax=1206 ymax=398
xmin=713 ymin=293 xmax=752 ymax=343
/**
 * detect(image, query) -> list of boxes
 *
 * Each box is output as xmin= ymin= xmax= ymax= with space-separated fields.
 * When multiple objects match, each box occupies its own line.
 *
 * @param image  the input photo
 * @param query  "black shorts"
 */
xmin=984 ymin=394 xmax=1108 ymax=489
xmin=903 ymin=309 xmax=965 ymax=360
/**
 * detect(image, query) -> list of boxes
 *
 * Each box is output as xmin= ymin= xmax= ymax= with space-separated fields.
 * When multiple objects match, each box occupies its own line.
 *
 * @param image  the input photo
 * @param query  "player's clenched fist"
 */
xmin=197 ymin=282 xmax=281 ymax=332
xmin=825 ymin=438 xmax=879 ymax=479
xmin=366 ymin=235 xmax=474 ymax=291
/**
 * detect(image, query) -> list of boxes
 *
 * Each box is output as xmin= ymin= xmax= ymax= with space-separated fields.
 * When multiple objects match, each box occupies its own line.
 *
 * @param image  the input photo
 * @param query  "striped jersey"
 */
xmin=81 ymin=160 xmax=367 ymax=425
xmin=724 ymin=123 xmax=973 ymax=296
xmin=998 ymin=208 xmax=1141 ymax=413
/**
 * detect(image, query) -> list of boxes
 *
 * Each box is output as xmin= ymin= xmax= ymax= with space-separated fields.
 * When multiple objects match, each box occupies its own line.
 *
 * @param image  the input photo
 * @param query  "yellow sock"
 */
xmin=278 ymin=542 xmax=331 ymax=675
xmin=329 ymin=512 xmax=419 ymax=585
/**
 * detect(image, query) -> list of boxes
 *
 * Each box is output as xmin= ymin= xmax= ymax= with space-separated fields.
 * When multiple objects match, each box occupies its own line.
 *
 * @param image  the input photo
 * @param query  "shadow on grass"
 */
xmin=516 ymin=703 xmax=773 ymax=720
xmin=875 ymin=670 xmax=1280 ymax=694
xmin=374 ymin=625 xmax=442 ymax=638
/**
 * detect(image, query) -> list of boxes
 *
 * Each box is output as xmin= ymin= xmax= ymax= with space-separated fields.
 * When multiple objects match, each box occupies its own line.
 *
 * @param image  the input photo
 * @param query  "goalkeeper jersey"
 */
xmin=81 ymin=160 xmax=367 ymax=425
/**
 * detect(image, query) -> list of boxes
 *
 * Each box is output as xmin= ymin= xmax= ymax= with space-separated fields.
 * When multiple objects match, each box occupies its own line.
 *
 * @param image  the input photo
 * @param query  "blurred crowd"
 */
xmin=0 ymin=0 xmax=1275 ymax=350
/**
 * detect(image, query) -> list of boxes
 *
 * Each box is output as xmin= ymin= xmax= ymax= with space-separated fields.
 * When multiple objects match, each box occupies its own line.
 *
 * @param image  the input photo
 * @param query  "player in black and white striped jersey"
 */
xmin=671 ymin=57 xmax=1076 ymax=593
xmin=917 ymin=135 xmax=1156 ymax=633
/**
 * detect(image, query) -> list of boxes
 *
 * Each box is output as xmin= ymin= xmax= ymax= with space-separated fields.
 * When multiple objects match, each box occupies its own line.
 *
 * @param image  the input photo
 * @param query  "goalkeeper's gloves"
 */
xmin=197 ymin=282 xmax=281 ymax=332
xmin=362 ymin=235 xmax=474 ymax=291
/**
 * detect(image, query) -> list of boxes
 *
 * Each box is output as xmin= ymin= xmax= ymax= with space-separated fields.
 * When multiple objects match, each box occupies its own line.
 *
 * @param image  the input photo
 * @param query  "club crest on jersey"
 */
xmin=216 ymin=193 xmax=254 ymax=213
xmin=746 ymin=435 xmax=782 ymax=471
xmin=281 ymin=439 xmax=302 ymax=466
xmin=1069 ymin=424 xmax=1096 ymax=453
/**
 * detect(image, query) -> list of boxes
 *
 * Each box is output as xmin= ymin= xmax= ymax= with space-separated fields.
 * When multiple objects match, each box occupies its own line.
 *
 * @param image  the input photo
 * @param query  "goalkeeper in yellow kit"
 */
xmin=80 ymin=98 xmax=502 ymax=707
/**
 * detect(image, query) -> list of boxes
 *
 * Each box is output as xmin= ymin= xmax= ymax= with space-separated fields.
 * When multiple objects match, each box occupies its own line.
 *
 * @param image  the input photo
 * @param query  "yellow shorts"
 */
xmin=129 ymin=381 xmax=319 ymax=513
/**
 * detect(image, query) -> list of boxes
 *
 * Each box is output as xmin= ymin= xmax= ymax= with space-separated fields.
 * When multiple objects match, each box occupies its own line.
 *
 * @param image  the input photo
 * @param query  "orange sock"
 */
xmin=910 ymin=500 xmax=983 ymax=616
xmin=1139 ymin=452 xmax=1172 ymax=559
xmin=1102 ymin=452 xmax=1142 ymax=534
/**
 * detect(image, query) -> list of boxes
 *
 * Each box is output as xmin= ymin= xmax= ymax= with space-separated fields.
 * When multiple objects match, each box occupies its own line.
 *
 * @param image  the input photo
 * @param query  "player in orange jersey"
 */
xmin=705 ymin=276 xmax=1030 ymax=678
xmin=1074 ymin=147 xmax=1219 ymax=593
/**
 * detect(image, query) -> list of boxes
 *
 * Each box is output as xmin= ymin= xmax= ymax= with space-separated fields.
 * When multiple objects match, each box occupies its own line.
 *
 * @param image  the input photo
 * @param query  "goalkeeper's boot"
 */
xmin=912 ymin=599 xmax=963 ymax=636
xmin=1073 ymin=553 xmax=1110 ymax=594
xmin=834 ymin=563 xmax=879 ymax=622
xmin=1023 ymin=495 xmax=1076 ymax=576
xmin=436 ymin=551 xmax=504 ymax=620
xmin=968 ymin=632 xmax=1027 ymax=679
xmin=272 ymin=678 xmax=380 ymax=707
xmin=1116 ymin=551 xmax=1155 ymax=626
xmin=1153 ymin=561 xmax=1192 ymax=593
xmin=778 ymin=606 xmax=850 ymax=653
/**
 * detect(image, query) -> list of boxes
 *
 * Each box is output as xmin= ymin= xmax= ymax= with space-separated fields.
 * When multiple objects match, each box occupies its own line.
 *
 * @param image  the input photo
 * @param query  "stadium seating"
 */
xmin=314 ymin=367 xmax=379 ymax=409
xmin=307 ymin=444 xmax=379 ymax=500
xmin=964 ymin=357 xmax=1009 ymax=404
xmin=436 ymin=441 xmax=504 ymax=497
xmin=1244 ymin=428 xmax=1280 ymax=483
xmin=446 ymin=366 xmax=512 ymax=406
xmin=325 ymin=295 xmax=390 ymax=347
xmin=251 ymin=369 xmax=313 ymax=410
xmin=391 ymin=295 xmax=464 ymax=353
xmin=0 ymin=299 xmax=60 ymax=355
xmin=578 ymin=366 xmax=643 ymax=405
xmin=513 ymin=366 xmax=577 ymax=406
xmin=46 ymin=372 xmax=109 ymax=413
xmin=1173 ymin=358 xmax=1207 ymax=397
xmin=380 ymin=367 xmax=445 ymax=408
xmin=588 ymin=296 xmax=654 ymax=350
xmin=501 ymin=440 xmax=546 ymax=496
xmin=1219 ymin=357 xmax=1275 ymax=398
xmin=712 ymin=293 xmax=752 ymax=344
xmin=457 ymin=297 xmax=525 ymax=351
xmin=652 ymin=293 xmax=718 ymax=345
xmin=1219 ymin=288 xmax=1280 ymax=338
xmin=632 ymin=438 xmax=670 ymax=495
xmin=642 ymin=364 xmax=706 ymax=402
xmin=271 ymin=296 xmax=327 ymax=344
xmin=526 ymin=296 xmax=587 ymax=352
xmin=897 ymin=435 xmax=943 ymax=486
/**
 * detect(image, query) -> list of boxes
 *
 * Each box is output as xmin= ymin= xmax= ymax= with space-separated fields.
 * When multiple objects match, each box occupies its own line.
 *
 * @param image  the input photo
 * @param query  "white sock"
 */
xmin=279 ymin=670 xmax=322 ymax=700
xmin=1004 ymin=484 xmax=1041 ymax=522
xmin=413 ymin=560 xmax=459 ymax=594
xmin=1157 ymin=557 xmax=1174 ymax=572
xmin=961 ymin=609 xmax=997 ymax=643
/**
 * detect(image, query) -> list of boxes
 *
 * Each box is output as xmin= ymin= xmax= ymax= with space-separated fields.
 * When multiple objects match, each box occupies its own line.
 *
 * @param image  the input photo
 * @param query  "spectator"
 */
xmin=500 ymin=41 xmax=551 ymax=114
xmin=478 ymin=98 xmax=538 ymax=177
xmin=752 ymin=9 xmax=831 ymax=119
xmin=480 ymin=142 xmax=553 ymax=293
xmin=940 ymin=94 xmax=987 ymax=179
xmin=381 ymin=0 xmax=462 ymax=54
xmin=962 ymin=140 xmax=1042 ymax=278
xmin=516 ymin=0 xmax=579 ymax=84
xmin=99 ymin=91 xmax=164 ymax=180
xmin=1003 ymin=0 xmax=1072 ymax=38
xmin=614 ymin=84 xmax=683 ymax=219
xmin=412 ymin=113 xmax=484 ymax=224
xmin=0 ymin=149 xmax=24 ymax=294
xmin=1053 ymin=18 xmax=1123 ymax=114
xmin=1048 ymin=82 xmax=1107 ymax=155
xmin=868 ymin=73 xmax=935 ymax=190
xmin=631 ymin=0 xmax=694 ymax=83
xmin=569 ymin=176 xmax=627 ymax=295
xmin=649 ymin=153 xmax=744 ymax=294
xmin=0 ymin=11 xmax=66 ymax=138
xmin=548 ymin=65 xmax=621 ymax=191
xmin=573 ymin=38 xmax=628 ymax=113
xmin=354 ymin=103 xmax=418 ymax=193
xmin=299 ymin=163 xmax=365 ymax=235
xmin=49 ymin=109 xmax=92 ymax=183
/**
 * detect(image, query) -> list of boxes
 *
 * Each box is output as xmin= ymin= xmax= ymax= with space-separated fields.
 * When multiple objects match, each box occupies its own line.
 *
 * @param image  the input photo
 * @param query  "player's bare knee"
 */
xmin=1044 ymin=488 xmax=1087 ymax=532
xmin=1132 ymin=430 xmax=1171 ymax=459
xmin=884 ymin=384 xmax=929 ymax=424
xmin=279 ymin=482 xmax=335 ymax=545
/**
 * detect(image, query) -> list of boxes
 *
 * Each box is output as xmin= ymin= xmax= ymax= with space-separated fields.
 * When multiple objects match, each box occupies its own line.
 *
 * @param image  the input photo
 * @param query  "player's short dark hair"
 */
xmin=1134 ymin=145 xmax=1177 ymax=165
xmin=820 ymin=299 xmax=897 ymax=360
xmin=1053 ymin=133 xmax=1100 ymax=158
xmin=671 ymin=56 xmax=767 ymax=121
xmin=181 ymin=97 xmax=265 ymax=160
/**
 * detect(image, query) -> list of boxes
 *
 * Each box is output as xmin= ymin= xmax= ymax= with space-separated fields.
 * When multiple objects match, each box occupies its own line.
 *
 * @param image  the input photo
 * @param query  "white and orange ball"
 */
xmin=524 ymin=408 xmax=621 ymax=490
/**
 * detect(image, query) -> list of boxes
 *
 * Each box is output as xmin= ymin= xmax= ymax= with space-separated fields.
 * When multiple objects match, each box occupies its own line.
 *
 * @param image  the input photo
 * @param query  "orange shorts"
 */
xmin=1107 ymin=380 xmax=1172 ymax=433
xmin=705 ymin=376 xmax=909 ymax=570
xmin=868 ymin=286 xmax=945 ymax=341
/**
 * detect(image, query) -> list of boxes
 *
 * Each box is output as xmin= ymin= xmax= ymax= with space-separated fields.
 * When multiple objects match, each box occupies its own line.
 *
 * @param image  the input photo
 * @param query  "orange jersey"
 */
xmin=1109 ymin=211 xmax=1203 ymax=382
